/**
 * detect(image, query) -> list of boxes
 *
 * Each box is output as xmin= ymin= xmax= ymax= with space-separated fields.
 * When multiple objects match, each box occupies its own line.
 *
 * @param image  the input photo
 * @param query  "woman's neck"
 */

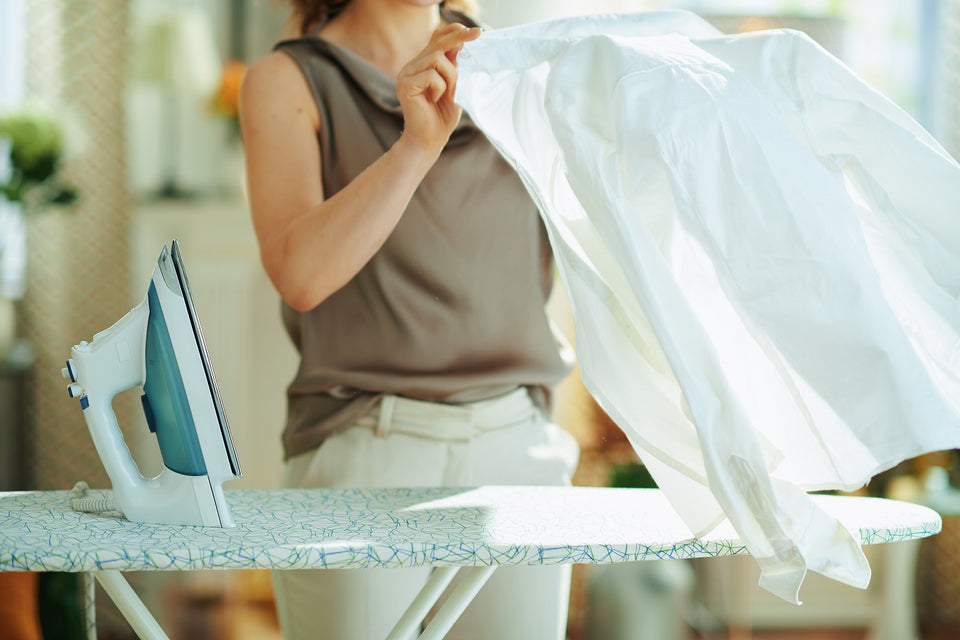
xmin=321 ymin=1 xmax=444 ymax=79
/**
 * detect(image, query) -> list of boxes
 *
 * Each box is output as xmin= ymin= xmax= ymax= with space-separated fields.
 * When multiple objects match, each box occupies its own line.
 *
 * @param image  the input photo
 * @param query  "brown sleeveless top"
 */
xmin=274 ymin=11 xmax=571 ymax=459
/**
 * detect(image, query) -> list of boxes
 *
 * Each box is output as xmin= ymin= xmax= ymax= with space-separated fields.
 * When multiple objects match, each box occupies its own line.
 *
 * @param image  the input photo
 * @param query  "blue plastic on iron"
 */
xmin=144 ymin=281 xmax=207 ymax=477
xmin=141 ymin=394 xmax=157 ymax=433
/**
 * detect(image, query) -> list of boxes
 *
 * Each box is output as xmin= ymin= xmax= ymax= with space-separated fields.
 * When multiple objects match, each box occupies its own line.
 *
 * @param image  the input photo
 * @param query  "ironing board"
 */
xmin=0 ymin=486 xmax=942 ymax=639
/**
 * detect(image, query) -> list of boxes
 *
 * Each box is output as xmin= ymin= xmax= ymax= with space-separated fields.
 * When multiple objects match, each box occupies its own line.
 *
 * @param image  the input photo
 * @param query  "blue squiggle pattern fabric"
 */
xmin=0 ymin=487 xmax=940 ymax=573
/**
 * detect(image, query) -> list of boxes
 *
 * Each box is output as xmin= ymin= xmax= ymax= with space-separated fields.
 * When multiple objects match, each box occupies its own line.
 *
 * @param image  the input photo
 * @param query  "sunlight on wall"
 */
xmin=933 ymin=0 xmax=960 ymax=157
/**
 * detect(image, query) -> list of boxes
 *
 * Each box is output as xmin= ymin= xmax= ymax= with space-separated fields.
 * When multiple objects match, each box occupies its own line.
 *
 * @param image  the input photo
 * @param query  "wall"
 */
xmin=933 ymin=0 xmax=960 ymax=156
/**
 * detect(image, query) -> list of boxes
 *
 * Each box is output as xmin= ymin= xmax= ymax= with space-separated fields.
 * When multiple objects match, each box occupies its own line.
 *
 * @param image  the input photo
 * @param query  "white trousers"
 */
xmin=272 ymin=389 xmax=581 ymax=640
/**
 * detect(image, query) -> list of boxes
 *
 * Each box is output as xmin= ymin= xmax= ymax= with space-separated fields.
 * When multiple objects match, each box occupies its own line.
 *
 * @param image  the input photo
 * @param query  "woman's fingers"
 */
xmin=406 ymin=25 xmax=480 ymax=101
xmin=394 ymin=23 xmax=482 ymax=153
xmin=405 ymin=67 xmax=447 ymax=104
xmin=426 ymin=24 xmax=481 ymax=70
xmin=430 ymin=22 xmax=482 ymax=49
xmin=402 ymin=51 xmax=458 ymax=100
xmin=406 ymin=25 xmax=480 ymax=75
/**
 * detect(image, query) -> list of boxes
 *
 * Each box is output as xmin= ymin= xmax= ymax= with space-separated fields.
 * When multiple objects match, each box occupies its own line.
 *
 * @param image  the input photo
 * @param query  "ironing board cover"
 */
xmin=0 ymin=488 xmax=941 ymax=573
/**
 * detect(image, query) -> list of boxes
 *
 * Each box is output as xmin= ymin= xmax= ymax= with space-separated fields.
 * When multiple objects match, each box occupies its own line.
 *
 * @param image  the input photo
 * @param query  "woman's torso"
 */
xmin=273 ymin=11 xmax=571 ymax=457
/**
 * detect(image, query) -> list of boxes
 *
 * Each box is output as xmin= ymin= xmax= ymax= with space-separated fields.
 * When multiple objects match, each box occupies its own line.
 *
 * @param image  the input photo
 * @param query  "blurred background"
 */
xmin=0 ymin=0 xmax=958 ymax=638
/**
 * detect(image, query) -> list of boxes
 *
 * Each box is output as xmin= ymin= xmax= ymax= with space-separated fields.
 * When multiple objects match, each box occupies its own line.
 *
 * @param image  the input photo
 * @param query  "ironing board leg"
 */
xmin=84 ymin=572 xmax=97 ymax=640
xmin=418 ymin=566 xmax=496 ymax=640
xmin=94 ymin=571 xmax=169 ymax=640
xmin=386 ymin=566 xmax=460 ymax=640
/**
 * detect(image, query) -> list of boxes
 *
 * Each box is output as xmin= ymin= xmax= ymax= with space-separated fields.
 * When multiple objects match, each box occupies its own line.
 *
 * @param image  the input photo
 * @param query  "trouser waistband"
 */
xmin=355 ymin=388 xmax=540 ymax=441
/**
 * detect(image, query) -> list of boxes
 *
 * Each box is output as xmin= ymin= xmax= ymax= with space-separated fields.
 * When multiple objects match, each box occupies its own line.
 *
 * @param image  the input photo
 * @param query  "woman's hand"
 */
xmin=395 ymin=23 xmax=481 ymax=158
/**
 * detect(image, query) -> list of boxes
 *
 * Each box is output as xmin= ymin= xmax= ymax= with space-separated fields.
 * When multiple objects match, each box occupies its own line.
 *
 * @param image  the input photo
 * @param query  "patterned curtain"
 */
xmin=21 ymin=2 xmax=141 ymax=636
xmin=22 ymin=0 xmax=136 ymax=493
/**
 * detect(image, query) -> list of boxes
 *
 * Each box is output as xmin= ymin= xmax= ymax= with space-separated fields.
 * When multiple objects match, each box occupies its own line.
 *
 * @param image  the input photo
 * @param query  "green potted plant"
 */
xmin=0 ymin=107 xmax=78 ymax=207
xmin=0 ymin=106 xmax=79 ymax=357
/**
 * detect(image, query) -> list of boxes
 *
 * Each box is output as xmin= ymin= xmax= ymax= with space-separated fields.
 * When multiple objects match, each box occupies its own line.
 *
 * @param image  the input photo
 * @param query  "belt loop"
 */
xmin=467 ymin=402 xmax=478 ymax=439
xmin=376 ymin=395 xmax=397 ymax=438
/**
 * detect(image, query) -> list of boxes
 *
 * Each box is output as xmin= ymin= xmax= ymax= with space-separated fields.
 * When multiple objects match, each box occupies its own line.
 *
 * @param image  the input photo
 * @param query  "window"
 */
xmin=0 ymin=0 xmax=26 ymax=299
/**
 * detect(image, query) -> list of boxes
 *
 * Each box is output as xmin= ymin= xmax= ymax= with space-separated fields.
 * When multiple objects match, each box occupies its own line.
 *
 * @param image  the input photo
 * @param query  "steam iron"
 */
xmin=64 ymin=240 xmax=241 ymax=527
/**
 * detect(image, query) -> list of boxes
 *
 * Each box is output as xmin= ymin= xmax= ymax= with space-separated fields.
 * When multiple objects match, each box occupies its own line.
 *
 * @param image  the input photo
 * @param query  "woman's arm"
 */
xmin=240 ymin=23 xmax=481 ymax=312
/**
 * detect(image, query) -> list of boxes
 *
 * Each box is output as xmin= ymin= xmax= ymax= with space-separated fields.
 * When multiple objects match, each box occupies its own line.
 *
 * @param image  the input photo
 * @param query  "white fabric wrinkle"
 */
xmin=707 ymin=31 xmax=960 ymax=291
xmin=455 ymin=10 xmax=960 ymax=603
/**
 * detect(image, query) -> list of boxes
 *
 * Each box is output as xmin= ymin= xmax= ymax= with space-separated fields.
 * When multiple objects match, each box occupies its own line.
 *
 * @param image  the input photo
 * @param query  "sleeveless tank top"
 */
xmin=273 ymin=10 xmax=571 ymax=459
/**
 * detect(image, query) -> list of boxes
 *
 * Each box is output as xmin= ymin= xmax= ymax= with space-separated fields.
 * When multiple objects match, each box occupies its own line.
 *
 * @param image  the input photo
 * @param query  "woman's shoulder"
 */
xmin=244 ymin=34 xmax=343 ymax=94
xmin=240 ymin=51 xmax=320 ymax=126
xmin=254 ymin=36 xmax=351 ymax=97
xmin=247 ymin=49 xmax=301 ymax=75
xmin=243 ymin=51 xmax=308 ymax=100
xmin=270 ymin=34 xmax=341 ymax=69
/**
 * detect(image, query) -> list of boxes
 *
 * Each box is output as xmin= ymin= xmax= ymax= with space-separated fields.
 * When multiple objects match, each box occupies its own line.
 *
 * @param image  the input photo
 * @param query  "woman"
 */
xmin=239 ymin=1 xmax=579 ymax=637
